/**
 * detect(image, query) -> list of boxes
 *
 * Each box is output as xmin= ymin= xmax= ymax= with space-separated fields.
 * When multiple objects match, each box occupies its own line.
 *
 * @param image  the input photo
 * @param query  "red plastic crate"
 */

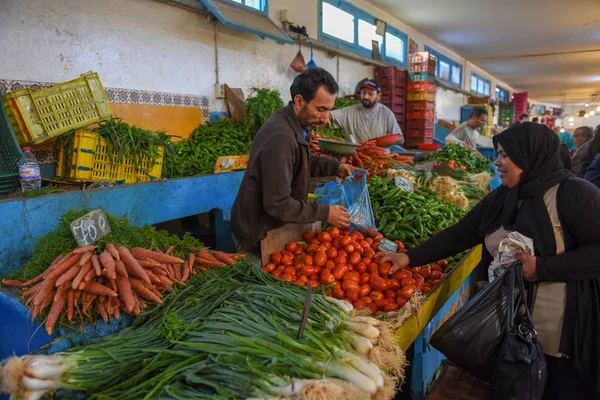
xmin=408 ymin=82 xmax=436 ymax=93
xmin=407 ymin=110 xmax=435 ymax=120
xmin=407 ymin=100 xmax=435 ymax=112
xmin=409 ymin=52 xmax=437 ymax=66
xmin=387 ymin=103 xmax=405 ymax=114
xmin=407 ymin=119 xmax=435 ymax=130
xmin=381 ymin=93 xmax=406 ymax=105
xmin=381 ymin=87 xmax=406 ymax=99
xmin=378 ymin=74 xmax=407 ymax=89
xmin=405 ymin=136 xmax=434 ymax=148
xmin=375 ymin=66 xmax=406 ymax=81
xmin=405 ymin=127 xmax=434 ymax=138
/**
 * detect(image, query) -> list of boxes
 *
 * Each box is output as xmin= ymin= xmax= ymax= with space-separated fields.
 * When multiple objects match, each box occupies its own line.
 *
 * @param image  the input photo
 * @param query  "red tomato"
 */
xmin=318 ymin=232 xmax=332 ymax=243
xmin=371 ymin=242 xmax=379 ymax=251
xmin=359 ymin=272 xmax=371 ymax=285
xmin=282 ymin=273 xmax=296 ymax=282
xmin=371 ymin=277 xmax=389 ymax=292
xmin=311 ymin=239 xmax=321 ymax=245
xmin=437 ymin=259 xmax=448 ymax=268
xmin=285 ymin=242 xmax=298 ymax=252
xmin=339 ymin=236 xmax=352 ymax=246
xmin=379 ymin=262 xmax=392 ymax=276
xmin=353 ymin=299 xmax=366 ymax=309
xmin=314 ymin=251 xmax=327 ymax=267
xmin=296 ymin=275 xmax=309 ymax=286
xmin=361 ymin=257 xmax=372 ymax=266
xmin=301 ymin=265 xmax=318 ymax=277
xmin=384 ymin=303 xmax=399 ymax=312
xmin=327 ymin=248 xmax=338 ymax=260
xmin=346 ymin=288 xmax=360 ymax=302
xmin=309 ymin=280 xmax=320 ymax=288
xmin=320 ymin=273 xmax=335 ymax=285
xmin=383 ymin=289 xmax=397 ymax=299
xmin=281 ymin=250 xmax=293 ymax=258
xmin=327 ymin=226 xmax=341 ymax=238
xmin=303 ymin=255 xmax=314 ymax=265
xmin=338 ymin=250 xmax=347 ymax=258
xmin=401 ymin=277 xmax=416 ymax=287
xmin=413 ymin=273 xmax=425 ymax=282
xmin=349 ymin=252 xmax=361 ymax=265
xmin=396 ymin=297 xmax=407 ymax=307
xmin=368 ymin=303 xmax=378 ymax=314
xmin=388 ymin=279 xmax=400 ymax=290
xmin=398 ymin=284 xmax=416 ymax=300
xmin=303 ymin=231 xmax=315 ymax=242
xmin=293 ymin=247 xmax=303 ymax=256
xmin=375 ymin=232 xmax=384 ymax=240
xmin=421 ymin=284 xmax=432 ymax=294
xmin=392 ymin=270 xmax=411 ymax=281
xmin=441 ymin=273 xmax=447 ymax=279
xmin=365 ymin=237 xmax=374 ymax=245
xmin=374 ymin=299 xmax=389 ymax=309
xmin=333 ymin=265 xmax=346 ymax=280
xmin=272 ymin=269 xmax=283 ymax=278
xmin=420 ymin=267 xmax=431 ymax=279
xmin=367 ymin=263 xmax=379 ymax=273
xmin=271 ymin=253 xmax=282 ymax=266
xmin=276 ymin=265 xmax=286 ymax=274
xmin=351 ymin=240 xmax=363 ymax=254
xmin=324 ymin=259 xmax=336 ymax=269
xmin=344 ymin=244 xmax=355 ymax=254
xmin=355 ymin=262 xmax=367 ymax=274
xmin=342 ymin=280 xmax=360 ymax=291
xmin=360 ymin=240 xmax=370 ymax=250
xmin=305 ymin=244 xmax=318 ymax=255
xmin=334 ymin=255 xmax=347 ymax=265
xmin=370 ymin=291 xmax=384 ymax=301
xmin=431 ymin=265 xmax=443 ymax=273
xmin=430 ymin=270 xmax=443 ymax=280
xmin=264 ymin=263 xmax=277 ymax=273
xmin=281 ymin=256 xmax=293 ymax=266
xmin=343 ymin=271 xmax=360 ymax=283
xmin=323 ymin=242 xmax=332 ymax=249
xmin=316 ymin=245 xmax=327 ymax=253
xmin=284 ymin=266 xmax=297 ymax=275
xmin=360 ymin=296 xmax=373 ymax=305
xmin=359 ymin=284 xmax=372 ymax=297
xmin=333 ymin=287 xmax=345 ymax=299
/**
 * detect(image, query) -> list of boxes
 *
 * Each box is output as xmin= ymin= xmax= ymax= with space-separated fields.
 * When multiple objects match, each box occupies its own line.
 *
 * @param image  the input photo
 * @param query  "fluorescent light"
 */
xmin=591 ymin=111 xmax=596 ymax=116
xmin=585 ymin=113 xmax=590 ymax=118
xmin=597 ymin=106 xmax=600 ymax=112
xmin=560 ymin=128 xmax=565 ymax=133
xmin=569 ymin=122 xmax=574 ymax=126
xmin=585 ymin=103 xmax=590 ymax=107
xmin=568 ymin=117 xmax=574 ymax=122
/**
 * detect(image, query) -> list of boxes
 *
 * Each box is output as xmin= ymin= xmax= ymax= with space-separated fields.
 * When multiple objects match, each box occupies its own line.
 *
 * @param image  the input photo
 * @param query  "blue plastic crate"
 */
xmin=408 ymin=72 xmax=436 ymax=83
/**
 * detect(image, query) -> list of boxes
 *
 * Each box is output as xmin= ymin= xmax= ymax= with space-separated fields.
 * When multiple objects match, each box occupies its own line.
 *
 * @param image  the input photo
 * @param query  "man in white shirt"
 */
xmin=445 ymin=108 xmax=488 ymax=150
xmin=330 ymin=79 xmax=404 ymax=145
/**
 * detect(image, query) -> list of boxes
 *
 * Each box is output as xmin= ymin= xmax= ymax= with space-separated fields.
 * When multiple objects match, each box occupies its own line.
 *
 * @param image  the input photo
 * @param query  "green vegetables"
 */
xmin=459 ymin=181 xmax=487 ymax=210
xmin=244 ymin=87 xmax=284 ymax=135
xmin=426 ymin=144 xmax=491 ymax=173
xmin=368 ymin=176 xmax=466 ymax=249
xmin=316 ymin=125 xmax=346 ymax=139
xmin=333 ymin=97 xmax=359 ymax=110
xmin=166 ymin=120 xmax=253 ymax=177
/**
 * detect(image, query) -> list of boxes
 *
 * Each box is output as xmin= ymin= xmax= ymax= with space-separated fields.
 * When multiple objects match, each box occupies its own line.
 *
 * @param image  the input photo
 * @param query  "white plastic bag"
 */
xmin=488 ymin=232 xmax=534 ymax=282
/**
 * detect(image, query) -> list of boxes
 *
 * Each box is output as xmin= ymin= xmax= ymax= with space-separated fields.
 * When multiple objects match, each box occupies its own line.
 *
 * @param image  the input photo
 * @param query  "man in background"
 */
xmin=445 ymin=108 xmax=488 ymax=151
xmin=532 ymin=117 xmax=539 ymax=123
xmin=520 ymin=113 xmax=530 ymax=123
xmin=330 ymin=79 xmax=404 ymax=145
xmin=572 ymin=126 xmax=595 ymax=178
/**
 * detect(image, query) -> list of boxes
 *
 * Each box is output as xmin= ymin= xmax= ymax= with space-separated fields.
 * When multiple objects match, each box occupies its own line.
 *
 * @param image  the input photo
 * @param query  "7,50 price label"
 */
xmin=70 ymin=209 xmax=111 ymax=247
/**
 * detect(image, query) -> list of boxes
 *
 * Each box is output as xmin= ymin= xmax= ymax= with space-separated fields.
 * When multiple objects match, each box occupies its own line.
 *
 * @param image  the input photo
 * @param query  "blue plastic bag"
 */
xmin=314 ymin=170 xmax=376 ymax=234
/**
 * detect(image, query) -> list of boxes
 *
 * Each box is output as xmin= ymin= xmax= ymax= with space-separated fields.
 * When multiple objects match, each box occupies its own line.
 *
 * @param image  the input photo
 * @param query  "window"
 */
xmin=319 ymin=0 xmax=408 ymax=68
xmin=496 ymin=86 xmax=510 ymax=102
xmin=470 ymin=72 xmax=491 ymax=96
xmin=424 ymin=46 xmax=463 ymax=88
xmin=230 ymin=0 xmax=267 ymax=12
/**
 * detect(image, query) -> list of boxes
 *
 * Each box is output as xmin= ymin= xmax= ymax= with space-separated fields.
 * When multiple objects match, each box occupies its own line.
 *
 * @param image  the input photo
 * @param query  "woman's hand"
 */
xmin=380 ymin=253 xmax=410 ymax=275
xmin=515 ymin=253 xmax=538 ymax=281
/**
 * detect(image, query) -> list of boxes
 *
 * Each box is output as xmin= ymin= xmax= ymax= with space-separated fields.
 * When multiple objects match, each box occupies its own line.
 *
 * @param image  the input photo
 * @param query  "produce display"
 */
xmin=262 ymin=227 xmax=448 ymax=315
xmin=425 ymin=143 xmax=491 ymax=173
xmin=244 ymin=87 xmax=284 ymax=135
xmin=310 ymin=135 xmax=414 ymax=177
xmin=368 ymin=176 xmax=466 ymax=248
xmin=167 ymin=120 xmax=253 ymax=177
xmin=1 ymin=264 xmax=407 ymax=400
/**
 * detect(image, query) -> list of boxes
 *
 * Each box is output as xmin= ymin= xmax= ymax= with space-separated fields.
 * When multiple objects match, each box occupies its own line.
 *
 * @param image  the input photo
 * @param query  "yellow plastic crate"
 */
xmin=56 ymin=130 xmax=163 ymax=184
xmin=4 ymin=73 xmax=112 ymax=145
xmin=407 ymin=91 xmax=436 ymax=102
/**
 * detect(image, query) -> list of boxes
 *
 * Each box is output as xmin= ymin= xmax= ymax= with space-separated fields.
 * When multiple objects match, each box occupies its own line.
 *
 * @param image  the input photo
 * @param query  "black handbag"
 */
xmin=488 ymin=263 xmax=547 ymax=400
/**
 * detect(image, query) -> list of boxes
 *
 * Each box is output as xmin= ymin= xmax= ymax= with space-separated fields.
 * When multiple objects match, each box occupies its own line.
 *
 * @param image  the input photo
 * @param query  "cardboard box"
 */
xmin=437 ymin=119 xmax=457 ymax=131
xmin=260 ymin=222 xmax=321 ymax=266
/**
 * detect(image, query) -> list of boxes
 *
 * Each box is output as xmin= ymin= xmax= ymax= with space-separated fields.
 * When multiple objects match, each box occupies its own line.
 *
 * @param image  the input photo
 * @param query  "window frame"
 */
xmin=470 ymin=72 xmax=492 ymax=96
xmin=424 ymin=46 xmax=463 ymax=88
xmin=226 ymin=0 xmax=268 ymax=13
xmin=318 ymin=0 xmax=408 ymax=69
xmin=496 ymin=85 xmax=510 ymax=102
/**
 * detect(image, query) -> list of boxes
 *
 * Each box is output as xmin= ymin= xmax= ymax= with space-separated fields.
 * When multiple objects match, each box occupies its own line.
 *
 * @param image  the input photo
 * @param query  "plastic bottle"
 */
xmin=18 ymin=147 xmax=41 ymax=192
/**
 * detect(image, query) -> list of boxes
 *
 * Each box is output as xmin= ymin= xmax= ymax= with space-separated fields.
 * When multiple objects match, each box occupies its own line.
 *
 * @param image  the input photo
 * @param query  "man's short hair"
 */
xmin=532 ymin=117 xmax=539 ymax=123
xmin=470 ymin=108 xmax=488 ymax=118
xmin=520 ymin=113 xmax=530 ymax=121
xmin=575 ymin=126 xmax=594 ymax=139
xmin=290 ymin=68 xmax=339 ymax=103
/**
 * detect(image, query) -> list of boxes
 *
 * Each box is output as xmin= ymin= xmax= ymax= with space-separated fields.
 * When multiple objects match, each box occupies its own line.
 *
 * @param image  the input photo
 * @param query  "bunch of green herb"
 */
xmin=22 ymin=184 xmax=66 ymax=198
xmin=333 ymin=97 xmax=359 ymax=110
xmin=315 ymin=125 xmax=347 ymax=139
xmin=166 ymin=120 xmax=253 ymax=178
xmin=244 ymin=87 xmax=284 ymax=135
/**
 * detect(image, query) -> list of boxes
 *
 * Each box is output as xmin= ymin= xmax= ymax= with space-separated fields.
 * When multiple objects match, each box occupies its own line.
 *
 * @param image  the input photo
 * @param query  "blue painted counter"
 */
xmin=0 ymin=172 xmax=244 ymax=360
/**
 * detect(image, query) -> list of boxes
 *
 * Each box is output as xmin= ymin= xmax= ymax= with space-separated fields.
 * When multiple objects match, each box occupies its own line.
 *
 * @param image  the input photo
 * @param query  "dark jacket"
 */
xmin=572 ymin=141 xmax=594 ymax=178
xmin=560 ymin=143 xmax=572 ymax=170
xmin=408 ymin=178 xmax=600 ymax=393
xmin=584 ymin=154 xmax=600 ymax=187
xmin=231 ymin=104 xmax=340 ymax=255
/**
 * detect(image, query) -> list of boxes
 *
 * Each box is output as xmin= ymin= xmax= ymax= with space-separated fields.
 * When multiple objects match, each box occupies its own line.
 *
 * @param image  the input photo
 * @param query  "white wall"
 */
xmin=0 ymin=0 xmax=523 ymax=118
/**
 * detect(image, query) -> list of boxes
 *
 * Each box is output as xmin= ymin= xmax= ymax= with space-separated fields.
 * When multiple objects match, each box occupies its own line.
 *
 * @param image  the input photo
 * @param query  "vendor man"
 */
xmin=231 ymin=68 xmax=353 ymax=256
xmin=445 ymin=108 xmax=488 ymax=151
xmin=330 ymin=79 xmax=404 ymax=145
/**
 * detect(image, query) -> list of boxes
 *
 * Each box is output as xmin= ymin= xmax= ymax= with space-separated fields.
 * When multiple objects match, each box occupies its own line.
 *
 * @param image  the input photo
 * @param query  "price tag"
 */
xmin=70 ymin=209 xmax=111 ymax=247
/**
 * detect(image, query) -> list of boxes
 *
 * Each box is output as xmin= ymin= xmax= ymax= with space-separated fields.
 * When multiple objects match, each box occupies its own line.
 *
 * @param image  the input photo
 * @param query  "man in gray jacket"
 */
xmin=231 ymin=68 xmax=353 ymax=256
xmin=572 ymin=126 xmax=595 ymax=178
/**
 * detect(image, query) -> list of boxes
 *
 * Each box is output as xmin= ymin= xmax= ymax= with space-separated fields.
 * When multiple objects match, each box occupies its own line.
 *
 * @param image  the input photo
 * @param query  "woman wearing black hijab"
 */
xmin=383 ymin=123 xmax=600 ymax=398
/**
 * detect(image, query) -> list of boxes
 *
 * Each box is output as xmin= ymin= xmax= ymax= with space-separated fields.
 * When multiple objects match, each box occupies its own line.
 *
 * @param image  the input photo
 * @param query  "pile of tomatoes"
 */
xmin=261 ymin=227 xmax=448 ymax=315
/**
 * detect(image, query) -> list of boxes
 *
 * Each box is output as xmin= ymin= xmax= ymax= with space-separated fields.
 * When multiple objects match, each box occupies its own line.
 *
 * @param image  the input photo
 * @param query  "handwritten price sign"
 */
xmin=70 ymin=209 xmax=111 ymax=247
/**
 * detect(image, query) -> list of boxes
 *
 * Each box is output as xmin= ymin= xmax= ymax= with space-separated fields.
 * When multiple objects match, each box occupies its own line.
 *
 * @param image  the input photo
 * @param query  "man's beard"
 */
xmin=362 ymin=99 xmax=377 ymax=109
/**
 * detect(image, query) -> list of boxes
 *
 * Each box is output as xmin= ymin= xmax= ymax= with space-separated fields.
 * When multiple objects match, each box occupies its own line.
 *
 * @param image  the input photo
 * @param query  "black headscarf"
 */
xmin=480 ymin=122 xmax=572 ymax=256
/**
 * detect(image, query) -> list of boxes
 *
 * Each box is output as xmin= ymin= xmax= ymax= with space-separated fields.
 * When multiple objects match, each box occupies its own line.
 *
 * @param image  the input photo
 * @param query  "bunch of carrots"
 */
xmin=310 ymin=134 xmax=414 ymax=178
xmin=2 ymin=244 xmax=243 ymax=335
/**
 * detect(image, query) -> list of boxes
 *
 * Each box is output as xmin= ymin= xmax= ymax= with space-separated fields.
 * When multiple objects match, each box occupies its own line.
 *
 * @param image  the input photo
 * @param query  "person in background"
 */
xmin=444 ymin=108 xmax=488 ymax=151
xmin=558 ymin=130 xmax=577 ymax=157
xmin=532 ymin=117 xmax=539 ymax=123
xmin=571 ymin=126 xmax=595 ymax=178
xmin=330 ymin=79 xmax=404 ymax=145
xmin=584 ymin=125 xmax=600 ymax=187
xmin=520 ymin=113 xmax=530 ymax=123
xmin=231 ymin=68 xmax=353 ymax=256
xmin=382 ymin=122 xmax=600 ymax=400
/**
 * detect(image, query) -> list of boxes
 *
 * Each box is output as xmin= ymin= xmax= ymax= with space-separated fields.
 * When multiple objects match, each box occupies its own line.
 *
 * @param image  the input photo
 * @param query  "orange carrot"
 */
xmin=83 ymin=267 xmax=97 ymax=284
xmin=83 ymin=281 xmax=118 ymax=297
xmin=138 ymin=259 xmax=162 ymax=268
xmin=105 ymin=243 xmax=120 ymax=260
xmin=188 ymin=253 xmax=195 ymax=268
xmin=2 ymin=279 xmax=24 ymax=288
xmin=55 ymin=265 xmax=82 ymax=287
xmin=46 ymin=254 xmax=82 ymax=280
xmin=173 ymin=263 xmax=182 ymax=280
xmin=158 ymin=275 xmax=174 ymax=288
xmin=181 ymin=261 xmax=190 ymax=283
xmin=166 ymin=264 xmax=175 ymax=277
xmin=130 ymin=278 xmax=162 ymax=303
xmin=82 ymin=292 xmax=96 ymax=313
xmin=99 ymin=251 xmax=116 ymax=280
xmin=39 ymin=291 xmax=55 ymax=312
xmin=117 ymin=247 xmax=151 ymax=284
xmin=195 ymin=259 xmax=226 ymax=268
xmin=131 ymin=248 xmax=184 ymax=264
xmin=74 ymin=289 xmax=82 ymax=305
xmin=67 ymin=288 xmax=75 ymax=321
xmin=72 ymin=261 xmax=93 ymax=290
xmin=151 ymin=267 xmax=167 ymax=276
xmin=73 ymin=245 xmax=96 ymax=254
xmin=114 ymin=259 xmax=128 ymax=277
xmin=78 ymin=251 xmax=93 ymax=267
xmin=91 ymin=255 xmax=102 ymax=276
xmin=107 ymin=278 xmax=117 ymax=293
xmin=33 ymin=278 xmax=58 ymax=306
xmin=213 ymin=251 xmax=237 ymax=265
xmin=197 ymin=250 xmax=220 ymax=262
xmin=145 ymin=270 xmax=162 ymax=285
xmin=46 ymin=287 xmax=67 ymax=335
xmin=166 ymin=245 xmax=175 ymax=255
xmin=31 ymin=305 xmax=41 ymax=321
xmin=23 ymin=281 xmax=43 ymax=297
xmin=116 ymin=274 xmax=135 ymax=312
xmin=97 ymin=301 xmax=109 ymax=322
xmin=132 ymin=301 xmax=141 ymax=315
